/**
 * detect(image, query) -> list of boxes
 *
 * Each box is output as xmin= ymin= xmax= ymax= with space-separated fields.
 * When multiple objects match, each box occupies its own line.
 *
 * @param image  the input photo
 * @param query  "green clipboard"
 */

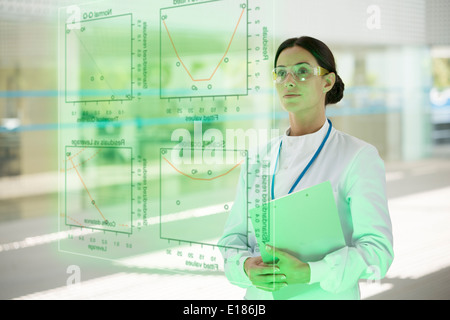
xmin=249 ymin=181 xmax=346 ymax=299
xmin=249 ymin=180 xmax=346 ymax=264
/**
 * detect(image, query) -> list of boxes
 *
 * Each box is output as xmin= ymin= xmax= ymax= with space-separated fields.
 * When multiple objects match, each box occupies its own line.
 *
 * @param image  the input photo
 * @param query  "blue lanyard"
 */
xmin=271 ymin=119 xmax=332 ymax=200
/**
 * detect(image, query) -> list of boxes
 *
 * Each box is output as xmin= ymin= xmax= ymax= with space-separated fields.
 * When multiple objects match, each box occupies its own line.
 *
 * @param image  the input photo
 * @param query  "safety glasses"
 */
xmin=272 ymin=63 xmax=329 ymax=83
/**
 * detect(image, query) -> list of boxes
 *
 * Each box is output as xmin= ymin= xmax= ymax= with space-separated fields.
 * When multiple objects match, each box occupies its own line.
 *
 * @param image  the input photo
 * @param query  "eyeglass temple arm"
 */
xmin=317 ymin=66 xmax=330 ymax=75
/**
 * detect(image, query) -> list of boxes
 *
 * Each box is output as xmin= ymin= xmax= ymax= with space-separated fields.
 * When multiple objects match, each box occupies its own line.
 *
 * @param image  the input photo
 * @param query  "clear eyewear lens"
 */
xmin=273 ymin=64 xmax=328 ymax=83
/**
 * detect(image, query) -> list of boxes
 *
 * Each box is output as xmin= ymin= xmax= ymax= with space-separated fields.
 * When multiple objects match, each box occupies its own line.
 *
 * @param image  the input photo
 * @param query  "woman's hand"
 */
xmin=244 ymin=256 xmax=287 ymax=292
xmin=265 ymin=245 xmax=311 ymax=285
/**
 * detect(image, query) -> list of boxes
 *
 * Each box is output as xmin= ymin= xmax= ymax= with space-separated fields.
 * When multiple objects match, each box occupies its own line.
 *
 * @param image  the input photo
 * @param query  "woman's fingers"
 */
xmin=244 ymin=256 xmax=288 ymax=291
xmin=254 ymin=274 xmax=288 ymax=292
xmin=248 ymin=268 xmax=287 ymax=292
xmin=252 ymin=272 xmax=286 ymax=283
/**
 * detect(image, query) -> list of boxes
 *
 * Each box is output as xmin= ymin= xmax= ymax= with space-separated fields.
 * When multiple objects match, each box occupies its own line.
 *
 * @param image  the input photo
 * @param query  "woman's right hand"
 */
xmin=244 ymin=256 xmax=287 ymax=292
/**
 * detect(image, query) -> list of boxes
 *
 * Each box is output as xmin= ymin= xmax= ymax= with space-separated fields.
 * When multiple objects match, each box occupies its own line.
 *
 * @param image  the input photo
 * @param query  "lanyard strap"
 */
xmin=271 ymin=119 xmax=332 ymax=200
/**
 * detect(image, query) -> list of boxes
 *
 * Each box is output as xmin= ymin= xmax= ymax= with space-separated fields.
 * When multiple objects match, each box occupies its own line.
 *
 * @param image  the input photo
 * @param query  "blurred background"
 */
xmin=0 ymin=0 xmax=449 ymax=300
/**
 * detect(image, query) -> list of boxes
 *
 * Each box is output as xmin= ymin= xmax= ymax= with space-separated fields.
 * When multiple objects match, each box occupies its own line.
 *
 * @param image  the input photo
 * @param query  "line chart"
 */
xmin=161 ymin=7 xmax=245 ymax=82
xmin=159 ymin=148 xmax=248 ymax=248
xmin=67 ymin=155 xmax=108 ymax=222
xmin=64 ymin=146 xmax=133 ymax=234
xmin=65 ymin=14 xmax=133 ymax=103
xmin=162 ymin=156 xmax=244 ymax=181
xmin=160 ymin=0 xmax=248 ymax=99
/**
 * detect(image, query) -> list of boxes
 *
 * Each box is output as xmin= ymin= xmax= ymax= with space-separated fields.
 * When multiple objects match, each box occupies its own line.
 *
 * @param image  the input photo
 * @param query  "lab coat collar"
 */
xmin=268 ymin=118 xmax=330 ymax=174
xmin=283 ymin=118 xmax=330 ymax=153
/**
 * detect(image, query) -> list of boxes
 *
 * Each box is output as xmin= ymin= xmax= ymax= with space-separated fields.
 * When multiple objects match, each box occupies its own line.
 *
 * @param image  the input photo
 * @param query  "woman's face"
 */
xmin=275 ymin=46 xmax=332 ymax=117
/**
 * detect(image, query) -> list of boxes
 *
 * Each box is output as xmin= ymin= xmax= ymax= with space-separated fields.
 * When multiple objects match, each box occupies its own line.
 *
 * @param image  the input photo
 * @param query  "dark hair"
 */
xmin=274 ymin=36 xmax=344 ymax=105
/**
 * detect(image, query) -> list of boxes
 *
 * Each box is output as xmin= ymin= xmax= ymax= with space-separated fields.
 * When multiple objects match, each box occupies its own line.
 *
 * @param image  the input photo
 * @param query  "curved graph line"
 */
xmin=68 ymin=156 xmax=108 ymax=222
xmin=162 ymin=156 xmax=243 ymax=181
xmin=162 ymin=7 xmax=246 ymax=82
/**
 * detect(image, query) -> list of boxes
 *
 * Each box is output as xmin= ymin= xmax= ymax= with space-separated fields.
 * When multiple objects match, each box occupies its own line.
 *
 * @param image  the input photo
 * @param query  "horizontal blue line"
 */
xmin=0 ymin=106 xmax=401 ymax=133
xmin=0 ymin=86 xmax=438 ymax=99
xmin=0 ymin=89 xmax=260 ymax=99
xmin=0 ymin=90 xmax=59 ymax=98
xmin=0 ymin=89 xmax=161 ymax=98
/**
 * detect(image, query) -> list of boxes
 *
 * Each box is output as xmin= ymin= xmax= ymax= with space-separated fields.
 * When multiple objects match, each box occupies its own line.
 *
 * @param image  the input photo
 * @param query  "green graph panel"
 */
xmin=65 ymin=146 xmax=133 ymax=234
xmin=160 ymin=0 xmax=248 ymax=99
xmin=160 ymin=147 xmax=248 ymax=249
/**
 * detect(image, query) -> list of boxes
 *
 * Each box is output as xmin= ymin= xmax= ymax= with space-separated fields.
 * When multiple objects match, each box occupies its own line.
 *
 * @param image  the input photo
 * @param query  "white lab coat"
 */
xmin=218 ymin=118 xmax=394 ymax=300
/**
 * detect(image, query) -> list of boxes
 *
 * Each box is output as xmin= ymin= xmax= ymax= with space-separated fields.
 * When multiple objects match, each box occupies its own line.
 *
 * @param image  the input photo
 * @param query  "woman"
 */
xmin=218 ymin=36 xmax=394 ymax=299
